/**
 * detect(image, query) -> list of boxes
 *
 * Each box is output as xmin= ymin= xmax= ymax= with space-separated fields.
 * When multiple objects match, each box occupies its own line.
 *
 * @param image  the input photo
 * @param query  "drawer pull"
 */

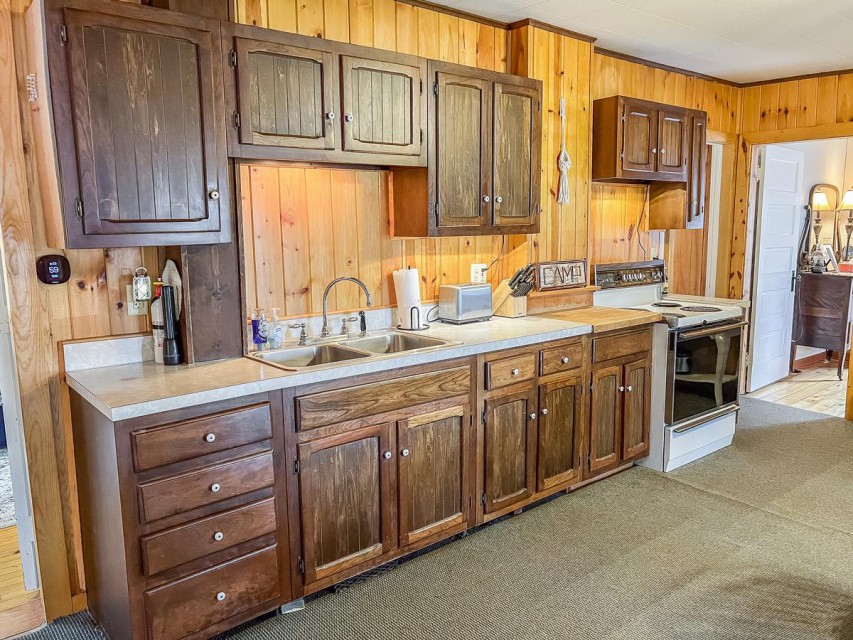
xmin=401 ymin=449 xmax=410 ymax=457
xmin=511 ymin=368 xmax=520 ymax=376
xmin=213 ymin=531 xmax=224 ymax=542
xmin=528 ymin=412 xmax=536 ymax=420
xmin=560 ymin=356 xmax=569 ymax=364
xmin=383 ymin=451 xmax=392 ymax=460
xmin=216 ymin=592 xmax=226 ymax=602
xmin=210 ymin=483 xmax=221 ymax=493
xmin=205 ymin=433 xmax=216 ymax=443
xmin=541 ymin=408 xmax=548 ymax=415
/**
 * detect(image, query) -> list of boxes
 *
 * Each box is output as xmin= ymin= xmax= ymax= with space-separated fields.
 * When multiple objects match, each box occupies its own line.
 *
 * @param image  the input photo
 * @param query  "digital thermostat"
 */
xmin=36 ymin=255 xmax=71 ymax=285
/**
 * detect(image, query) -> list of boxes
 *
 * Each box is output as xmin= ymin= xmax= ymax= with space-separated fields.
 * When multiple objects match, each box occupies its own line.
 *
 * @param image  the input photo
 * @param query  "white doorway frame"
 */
xmin=704 ymin=143 xmax=724 ymax=296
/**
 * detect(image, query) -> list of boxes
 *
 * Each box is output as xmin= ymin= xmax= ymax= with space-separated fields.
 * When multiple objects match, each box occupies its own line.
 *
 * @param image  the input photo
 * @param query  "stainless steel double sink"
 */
xmin=248 ymin=330 xmax=460 ymax=371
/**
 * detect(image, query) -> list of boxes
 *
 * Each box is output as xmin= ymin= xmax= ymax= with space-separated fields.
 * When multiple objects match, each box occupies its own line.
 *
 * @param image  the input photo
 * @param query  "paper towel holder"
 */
xmin=397 ymin=306 xmax=430 ymax=331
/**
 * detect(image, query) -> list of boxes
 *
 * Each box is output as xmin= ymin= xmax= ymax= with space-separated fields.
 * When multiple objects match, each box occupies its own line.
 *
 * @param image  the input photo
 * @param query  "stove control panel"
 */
xmin=594 ymin=260 xmax=666 ymax=289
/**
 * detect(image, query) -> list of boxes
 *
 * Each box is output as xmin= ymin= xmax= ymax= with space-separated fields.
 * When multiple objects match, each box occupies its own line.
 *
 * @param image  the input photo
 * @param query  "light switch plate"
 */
xmin=125 ymin=284 xmax=149 ymax=317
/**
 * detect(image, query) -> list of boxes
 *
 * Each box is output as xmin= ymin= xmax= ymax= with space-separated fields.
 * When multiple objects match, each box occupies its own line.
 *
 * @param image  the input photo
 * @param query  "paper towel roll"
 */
xmin=393 ymin=268 xmax=422 ymax=329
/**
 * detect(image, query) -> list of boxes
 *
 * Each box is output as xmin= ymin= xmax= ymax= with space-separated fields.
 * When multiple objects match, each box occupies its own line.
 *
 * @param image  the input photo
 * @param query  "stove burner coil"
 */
xmin=652 ymin=301 xmax=682 ymax=308
xmin=680 ymin=305 xmax=721 ymax=313
xmin=663 ymin=312 xmax=686 ymax=318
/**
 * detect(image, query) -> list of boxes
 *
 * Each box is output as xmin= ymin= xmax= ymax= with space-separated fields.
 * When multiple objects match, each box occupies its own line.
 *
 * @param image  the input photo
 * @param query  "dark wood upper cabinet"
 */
xmin=397 ymin=404 xmax=469 ymax=548
xmin=592 ymin=95 xmax=691 ymax=183
xmin=391 ymin=62 xmax=542 ymax=237
xmin=536 ymin=376 xmax=583 ymax=492
xmin=297 ymin=422 xmax=395 ymax=587
xmin=482 ymin=387 xmax=537 ymax=514
xmin=233 ymin=37 xmax=338 ymax=151
xmin=45 ymin=0 xmax=231 ymax=248
xmin=341 ymin=56 xmax=425 ymax=157
xmin=493 ymin=81 xmax=541 ymax=228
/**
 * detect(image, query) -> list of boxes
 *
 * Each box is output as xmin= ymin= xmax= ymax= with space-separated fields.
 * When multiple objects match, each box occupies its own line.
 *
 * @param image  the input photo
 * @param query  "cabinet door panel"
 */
xmin=342 ymin=56 xmax=423 ymax=156
xmin=493 ymin=82 xmax=540 ymax=228
xmin=622 ymin=360 xmax=651 ymax=460
xmin=435 ymin=72 xmax=491 ymax=229
xmin=483 ymin=388 xmax=537 ymax=513
xmin=235 ymin=38 xmax=337 ymax=150
xmin=61 ymin=8 xmax=227 ymax=242
xmin=657 ymin=109 xmax=687 ymax=176
xmin=589 ymin=365 xmax=622 ymax=475
xmin=621 ymin=101 xmax=657 ymax=173
xmin=687 ymin=114 xmax=708 ymax=229
xmin=298 ymin=423 xmax=395 ymax=585
xmin=398 ymin=405 xmax=469 ymax=547
xmin=537 ymin=376 xmax=583 ymax=491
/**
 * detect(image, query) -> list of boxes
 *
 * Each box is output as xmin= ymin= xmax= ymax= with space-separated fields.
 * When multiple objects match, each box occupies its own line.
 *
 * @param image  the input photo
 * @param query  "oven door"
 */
xmin=666 ymin=321 xmax=747 ymax=426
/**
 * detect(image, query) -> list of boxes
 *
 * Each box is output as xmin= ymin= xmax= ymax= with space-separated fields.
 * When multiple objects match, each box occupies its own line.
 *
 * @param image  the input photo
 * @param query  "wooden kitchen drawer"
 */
xmin=592 ymin=329 xmax=651 ymax=363
xmin=144 ymin=545 xmax=280 ymax=640
xmin=138 ymin=451 xmax=274 ymax=524
xmin=141 ymin=498 xmax=277 ymax=576
xmin=132 ymin=403 xmax=273 ymax=472
xmin=540 ymin=341 xmax=584 ymax=376
xmin=297 ymin=366 xmax=470 ymax=430
xmin=485 ymin=353 xmax=537 ymax=390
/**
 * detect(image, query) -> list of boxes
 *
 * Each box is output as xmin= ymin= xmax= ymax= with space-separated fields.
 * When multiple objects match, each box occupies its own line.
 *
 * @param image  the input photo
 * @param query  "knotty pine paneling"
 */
xmin=235 ymin=0 xmax=592 ymax=316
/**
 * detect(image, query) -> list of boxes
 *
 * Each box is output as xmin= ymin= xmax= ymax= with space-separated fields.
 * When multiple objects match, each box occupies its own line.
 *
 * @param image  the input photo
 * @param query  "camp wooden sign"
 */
xmin=535 ymin=260 xmax=587 ymax=291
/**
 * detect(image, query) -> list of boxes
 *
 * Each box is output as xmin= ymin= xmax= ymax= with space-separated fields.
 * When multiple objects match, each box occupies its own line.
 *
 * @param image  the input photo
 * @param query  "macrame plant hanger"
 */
xmin=557 ymin=97 xmax=571 ymax=205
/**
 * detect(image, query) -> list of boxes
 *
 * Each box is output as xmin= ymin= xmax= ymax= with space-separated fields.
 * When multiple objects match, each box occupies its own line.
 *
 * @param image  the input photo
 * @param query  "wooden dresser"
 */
xmin=791 ymin=272 xmax=853 ymax=379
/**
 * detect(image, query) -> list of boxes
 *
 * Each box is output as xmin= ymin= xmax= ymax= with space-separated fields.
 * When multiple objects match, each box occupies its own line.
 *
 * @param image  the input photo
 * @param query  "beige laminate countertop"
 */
xmin=540 ymin=306 xmax=663 ymax=333
xmin=66 ymin=315 xmax=592 ymax=421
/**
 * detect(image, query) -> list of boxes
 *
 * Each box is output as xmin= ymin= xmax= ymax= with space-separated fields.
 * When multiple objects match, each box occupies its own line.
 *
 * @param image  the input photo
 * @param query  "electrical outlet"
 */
xmin=125 ymin=284 xmax=149 ymax=317
xmin=470 ymin=263 xmax=487 ymax=283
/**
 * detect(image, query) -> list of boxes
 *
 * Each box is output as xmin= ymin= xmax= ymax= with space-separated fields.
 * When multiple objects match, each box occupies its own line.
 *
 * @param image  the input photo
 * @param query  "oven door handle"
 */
xmin=672 ymin=404 xmax=740 ymax=433
xmin=678 ymin=320 xmax=748 ymax=340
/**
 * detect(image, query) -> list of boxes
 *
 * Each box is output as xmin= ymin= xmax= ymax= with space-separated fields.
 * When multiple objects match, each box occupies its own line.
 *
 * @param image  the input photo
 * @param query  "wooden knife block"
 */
xmin=492 ymin=280 xmax=527 ymax=318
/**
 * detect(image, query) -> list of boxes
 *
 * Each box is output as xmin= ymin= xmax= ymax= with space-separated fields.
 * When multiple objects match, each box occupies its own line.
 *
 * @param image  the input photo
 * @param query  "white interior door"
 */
xmin=747 ymin=145 xmax=805 ymax=392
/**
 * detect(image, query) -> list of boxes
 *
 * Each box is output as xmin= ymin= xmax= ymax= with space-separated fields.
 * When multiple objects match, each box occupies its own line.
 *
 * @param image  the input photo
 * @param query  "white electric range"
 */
xmin=593 ymin=260 xmax=747 ymax=472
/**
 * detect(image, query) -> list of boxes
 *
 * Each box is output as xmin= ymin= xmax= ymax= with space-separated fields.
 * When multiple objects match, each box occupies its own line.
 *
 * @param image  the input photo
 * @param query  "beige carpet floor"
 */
xmin=23 ymin=398 xmax=853 ymax=640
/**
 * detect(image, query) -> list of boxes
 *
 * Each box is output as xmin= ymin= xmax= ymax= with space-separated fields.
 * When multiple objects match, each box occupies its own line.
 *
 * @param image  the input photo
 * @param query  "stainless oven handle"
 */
xmin=672 ymin=404 xmax=739 ymax=434
xmin=678 ymin=320 xmax=748 ymax=340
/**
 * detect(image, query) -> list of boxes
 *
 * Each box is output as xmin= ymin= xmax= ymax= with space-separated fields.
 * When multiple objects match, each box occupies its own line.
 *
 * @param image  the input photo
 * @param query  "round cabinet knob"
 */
xmin=210 ymin=483 xmax=221 ymax=493
xmin=528 ymin=412 xmax=537 ymax=420
xmin=482 ymin=195 xmax=490 ymax=203
xmin=326 ymin=111 xmax=335 ymax=120
xmin=208 ymin=189 xmax=220 ymax=200
xmin=401 ymin=449 xmax=410 ymax=457
xmin=619 ymin=386 xmax=625 ymax=392
xmin=383 ymin=451 xmax=392 ymax=460
xmin=495 ymin=196 xmax=503 ymax=204
xmin=627 ymin=385 xmax=633 ymax=392
xmin=216 ymin=592 xmax=226 ymax=602
xmin=541 ymin=408 xmax=548 ymax=415
xmin=344 ymin=113 xmax=354 ymax=122
xmin=652 ymin=148 xmax=657 ymax=154
xmin=213 ymin=531 xmax=224 ymax=542
xmin=561 ymin=356 xmax=570 ymax=364
xmin=511 ymin=368 xmax=520 ymax=376
xmin=660 ymin=148 xmax=666 ymax=154
xmin=205 ymin=433 xmax=216 ymax=443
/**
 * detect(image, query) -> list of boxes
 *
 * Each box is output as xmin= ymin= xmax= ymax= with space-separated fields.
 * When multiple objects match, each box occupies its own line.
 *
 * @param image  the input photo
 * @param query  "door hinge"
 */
xmin=293 ymin=457 xmax=300 ymax=474
xmin=480 ymin=492 xmax=486 ymax=508
xmin=229 ymin=49 xmax=238 ymax=68
xmin=74 ymin=197 xmax=83 ymax=221
xmin=297 ymin=556 xmax=305 ymax=575
xmin=433 ymin=82 xmax=439 ymax=97
xmin=434 ymin=202 xmax=439 ymax=225
xmin=233 ymin=111 xmax=241 ymax=130
xmin=420 ymin=79 xmax=423 ymax=94
xmin=59 ymin=24 xmax=67 ymax=46
xmin=481 ymin=408 xmax=487 ymax=426
xmin=420 ymin=128 xmax=424 ymax=144
xmin=587 ymin=452 xmax=591 ymax=465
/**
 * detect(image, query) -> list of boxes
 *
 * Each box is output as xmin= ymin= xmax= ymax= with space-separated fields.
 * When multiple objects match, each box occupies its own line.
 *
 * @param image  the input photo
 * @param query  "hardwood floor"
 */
xmin=746 ymin=360 xmax=847 ymax=417
xmin=0 ymin=526 xmax=44 ymax=639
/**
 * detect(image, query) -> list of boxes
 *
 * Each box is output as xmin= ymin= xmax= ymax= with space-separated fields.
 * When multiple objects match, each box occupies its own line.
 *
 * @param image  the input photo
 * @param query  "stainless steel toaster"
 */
xmin=438 ymin=283 xmax=493 ymax=324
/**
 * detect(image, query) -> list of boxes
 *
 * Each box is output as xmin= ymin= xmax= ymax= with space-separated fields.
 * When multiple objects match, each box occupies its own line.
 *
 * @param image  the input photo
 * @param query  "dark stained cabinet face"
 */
xmin=621 ymin=101 xmax=657 ymax=173
xmin=435 ymin=72 xmax=491 ymax=229
xmin=622 ymin=361 xmax=651 ymax=460
xmin=297 ymin=423 xmax=394 ymax=585
xmin=234 ymin=38 xmax=337 ymax=150
xmin=493 ymin=82 xmax=540 ymax=227
xmin=341 ymin=56 xmax=424 ymax=157
xmin=657 ymin=109 xmax=687 ymax=176
xmin=537 ymin=377 xmax=583 ymax=492
xmin=53 ymin=7 xmax=229 ymax=247
xmin=687 ymin=113 xmax=708 ymax=229
xmin=397 ymin=405 xmax=468 ymax=547
xmin=483 ymin=388 xmax=537 ymax=513
xmin=589 ymin=364 xmax=622 ymax=474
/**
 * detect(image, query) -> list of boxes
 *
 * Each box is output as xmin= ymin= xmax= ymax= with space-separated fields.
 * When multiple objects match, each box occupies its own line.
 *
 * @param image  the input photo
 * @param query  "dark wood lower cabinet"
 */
xmin=537 ymin=375 xmax=584 ymax=491
xmin=482 ymin=388 xmax=537 ymax=513
xmin=589 ymin=364 xmax=622 ymax=475
xmin=622 ymin=359 xmax=651 ymax=460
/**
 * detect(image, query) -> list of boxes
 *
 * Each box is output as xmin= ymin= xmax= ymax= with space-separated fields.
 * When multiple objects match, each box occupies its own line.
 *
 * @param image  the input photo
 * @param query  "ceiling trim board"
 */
xmin=393 ymin=0 xmax=508 ymax=29
xmin=506 ymin=18 xmax=597 ymax=44
xmin=594 ymin=47 xmax=740 ymax=88
xmin=740 ymin=67 xmax=853 ymax=88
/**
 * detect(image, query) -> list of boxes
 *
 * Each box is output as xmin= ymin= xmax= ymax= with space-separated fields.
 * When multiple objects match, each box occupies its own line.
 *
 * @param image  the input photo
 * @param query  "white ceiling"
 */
xmin=435 ymin=0 xmax=853 ymax=83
